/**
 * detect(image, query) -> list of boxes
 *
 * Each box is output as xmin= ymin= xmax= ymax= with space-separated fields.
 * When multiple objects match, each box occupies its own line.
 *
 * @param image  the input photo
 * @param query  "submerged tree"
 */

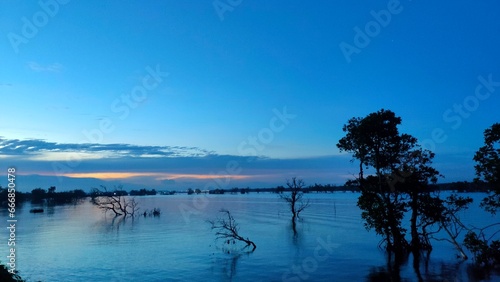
xmin=279 ymin=177 xmax=310 ymax=223
xmin=337 ymin=109 xmax=470 ymax=262
xmin=391 ymin=148 xmax=452 ymax=258
xmin=337 ymin=109 xmax=412 ymax=259
xmin=474 ymin=123 xmax=500 ymax=213
xmin=208 ymin=209 xmax=256 ymax=252
xmin=464 ymin=224 xmax=500 ymax=267
xmin=418 ymin=193 xmax=472 ymax=259
xmin=91 ymin=185 xmax=139 ymax=217
xmin=464 ymin=123 xmax=500 ymax=267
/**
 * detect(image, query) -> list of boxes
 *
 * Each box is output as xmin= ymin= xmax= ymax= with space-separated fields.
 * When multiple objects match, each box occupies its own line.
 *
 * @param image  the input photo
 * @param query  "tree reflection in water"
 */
xmin=210 ymin=253 xmax=245 ymax=281
xmin=367 ymin=253 xmax=500 ymax=282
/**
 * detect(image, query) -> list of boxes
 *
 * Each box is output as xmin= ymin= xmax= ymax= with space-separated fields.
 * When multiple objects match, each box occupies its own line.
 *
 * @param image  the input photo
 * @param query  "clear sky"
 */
xmin=1 ymin=0 xmax=499 ymax=191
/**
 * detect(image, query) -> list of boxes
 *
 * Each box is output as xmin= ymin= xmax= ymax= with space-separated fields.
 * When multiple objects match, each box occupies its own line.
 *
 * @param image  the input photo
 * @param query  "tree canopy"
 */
xmin=337 ymin=109 xmax=469 ymax=262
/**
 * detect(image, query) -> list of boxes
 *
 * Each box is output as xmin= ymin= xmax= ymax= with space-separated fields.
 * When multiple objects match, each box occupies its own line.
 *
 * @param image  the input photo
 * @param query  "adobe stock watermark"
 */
xmin=339 ymin=0 xmax=403 ymax=63
xmin=237 ymin=107 xmax=296 ymax=158
xmin=8 ymin=0 xmax=71 ymax=54
xmin=6 ymin=168 xmax=17 ymax=275
xmin=421 ymin=74 xmax=499 ymax=152
xmin=282 ymin=235 xmax=339 ymax=281
xmin=51 ymin=65 xmax=169 ymax=180
xmin=179 ymin=106 xmax=297 ymax=224
xmin=213 ymin=0 xmax=243 ymax=21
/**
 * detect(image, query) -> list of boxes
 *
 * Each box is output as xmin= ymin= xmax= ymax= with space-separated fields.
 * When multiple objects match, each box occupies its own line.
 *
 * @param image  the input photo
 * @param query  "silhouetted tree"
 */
xmin=129 ymin=188 xmax=157 ymax=196
xmin=474 ymin=123 xmax=500 ymax=213
xmin=48 ymin=186 xmax=56 ymax=194
xmin=142 ymin=208 xmax=161 ymax=217
xmin=464 ymin=123 xmax=500 ymax=267
xmin=392 ymin=148 xmax=444 ymax=257
xmin=279 ymin=177 xmax=310 ymax=223
xmin=337 ymin=109 xmax=470 ymax=262
xmin=464 ymin=224 xmax=500 ymax=267
xmin=209 ymin=189 xmax=225 ymax=195
xmin=418 ymin=194 xmax=472 ymax=259
xmin=31 ymin=188 xmax=47 ymax=204
xmin=48 ymin=189 xmax=87 ymax=205
xmin=275 ymin=185 xmax=285 ymax=194
xmin=337 ymin=110 xmax=412 ymax=259
xmin=208 ymin=209 xmax=256 ymax=251
xmin=92 ymin=185 xmax=139 ymax=217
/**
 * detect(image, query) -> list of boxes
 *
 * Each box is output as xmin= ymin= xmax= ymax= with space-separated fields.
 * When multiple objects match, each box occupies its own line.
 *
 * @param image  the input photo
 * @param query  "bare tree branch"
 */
xmin=279 ymin=177 xmax=310 ymax=222
xmin=208 ymin=209 xmax=256 ymax=251
xmin=91 ymin=185 xmax=140 ymax=218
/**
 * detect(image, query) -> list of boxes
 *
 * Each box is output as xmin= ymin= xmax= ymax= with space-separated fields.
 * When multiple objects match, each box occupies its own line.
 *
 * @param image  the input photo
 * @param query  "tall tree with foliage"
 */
xmin=464 ymin=123 xmax=500 ymax=267
xmin=337 ymin=109 xmax=414 ymax=259
xmin=394 ymin=149 xmax=438 ymax=253
xmin=337 ymin=109 xmax=468 ymax=261
xmin=474 ymin=123 xmax=500 ymax=213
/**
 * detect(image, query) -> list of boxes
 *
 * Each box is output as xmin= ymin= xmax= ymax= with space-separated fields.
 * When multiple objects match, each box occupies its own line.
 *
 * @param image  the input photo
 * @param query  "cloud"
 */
xmin=0 ymin=137 xmax=474 ymax=191
xmin=0 ymin=137 xmax=357 ymax=190
xmin=0 ymin=138 xmax=212 ymax=159
xmin=27 ymin=62 xmax=64 ymax=72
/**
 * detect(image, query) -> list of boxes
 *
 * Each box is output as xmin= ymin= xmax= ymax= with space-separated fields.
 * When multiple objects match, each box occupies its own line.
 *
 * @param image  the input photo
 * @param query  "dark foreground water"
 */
xmin=1 ymin=192 xmax=500 ymax=281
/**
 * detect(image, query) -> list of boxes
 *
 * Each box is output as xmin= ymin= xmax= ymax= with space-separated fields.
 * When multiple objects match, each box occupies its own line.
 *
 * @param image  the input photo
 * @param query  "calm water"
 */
xmin=2 ymin=192 xmax=500 ymax=281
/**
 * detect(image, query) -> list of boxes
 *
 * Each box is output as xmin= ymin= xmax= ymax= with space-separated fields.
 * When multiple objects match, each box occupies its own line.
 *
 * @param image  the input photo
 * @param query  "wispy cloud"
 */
xmin=27 ymin=62 xmax=64 ymax=72
xmin=63 ymin=172 xmax=252 ymax=181
xmin=0 ymin=137 xmax=352 ymax=190
xmin=1 ymin=138 xmax=473 ymax=188
xmin=0 ymin=138 xmax=213 ymax=159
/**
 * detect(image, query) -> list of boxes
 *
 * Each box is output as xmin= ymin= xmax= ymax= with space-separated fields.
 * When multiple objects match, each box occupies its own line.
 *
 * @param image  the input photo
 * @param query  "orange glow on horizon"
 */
xmin=63 ymin=172 xmax=251 ymax=180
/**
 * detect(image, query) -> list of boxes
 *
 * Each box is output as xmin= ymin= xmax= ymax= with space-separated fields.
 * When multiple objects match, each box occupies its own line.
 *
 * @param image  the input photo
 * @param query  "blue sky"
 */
xmin=1 ymin=0 xmax=499 ymax=191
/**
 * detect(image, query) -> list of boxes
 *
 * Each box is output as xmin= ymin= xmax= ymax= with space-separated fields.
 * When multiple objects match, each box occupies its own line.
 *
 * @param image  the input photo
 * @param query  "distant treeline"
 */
xmin=0 ymin=186 xmax=88 ymax=206
xmin=0 ymin=186 xmax=162 ymax=207
xmin=0 ymin=181 xmax=491 ymax=207
xmin=201 ymin=181 xmax=491 ymax=194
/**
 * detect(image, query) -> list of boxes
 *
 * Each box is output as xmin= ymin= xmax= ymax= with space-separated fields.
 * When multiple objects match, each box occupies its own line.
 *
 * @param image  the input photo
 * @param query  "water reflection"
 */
xmin=367 ymin=253 xmax=408 ymax=282
xmin=45 ymin=204 xmax=55 ymax=215
xmin=5 ymin=193 xmax=500 ymax=281
xmin=287 ymin=219 xmax=305 ymax=248
xmin=366 ymin=266 xmax=402 ymax=282
xmin=0 ymin=200 xmax=26 ymax=217
xmin=366 ymin=253 xmax=500 ymax=282
xmin=211 ymin=252 xmax=250 ymax=281
xmin=222 ymin=253 xmax=241 ymax=281
xmin=465 ymin=264 xmax=500 ymax=281
xmin=92 ymin=214 xmax=135 ymax=234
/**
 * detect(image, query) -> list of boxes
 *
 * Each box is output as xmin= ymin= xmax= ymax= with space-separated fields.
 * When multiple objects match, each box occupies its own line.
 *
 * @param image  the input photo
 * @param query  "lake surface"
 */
xmin=2 ymin=192 xmax=500 ymax=281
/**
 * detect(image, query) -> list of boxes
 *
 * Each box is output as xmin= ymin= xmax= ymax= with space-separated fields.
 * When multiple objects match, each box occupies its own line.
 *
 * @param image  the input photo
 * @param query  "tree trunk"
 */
xmin=441 ymin=221 xmax=468 ymax=260
xmin=386 ymin=198 xmax=406 ymax=261
xmin=410 ymin=191 xmax=420 ymax=254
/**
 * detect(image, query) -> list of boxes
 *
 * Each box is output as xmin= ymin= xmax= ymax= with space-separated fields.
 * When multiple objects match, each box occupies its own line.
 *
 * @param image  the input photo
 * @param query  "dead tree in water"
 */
xmin=280 ymin=177 xmax=310 ymax=222
xmin=208 ymin=209 xmax=256 ymax=251
xmin=92 ymin=185 xmax=139 ymax=217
